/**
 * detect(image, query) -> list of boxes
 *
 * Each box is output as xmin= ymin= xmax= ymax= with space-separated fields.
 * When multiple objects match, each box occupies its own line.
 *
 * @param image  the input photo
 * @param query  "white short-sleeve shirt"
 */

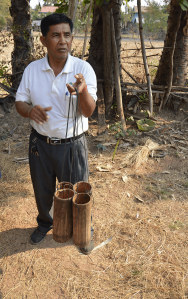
xmin=16 ymin=53 xmax=97 ymax=138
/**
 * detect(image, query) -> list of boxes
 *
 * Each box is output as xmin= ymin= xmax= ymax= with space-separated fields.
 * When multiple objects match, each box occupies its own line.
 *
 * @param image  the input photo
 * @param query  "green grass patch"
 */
xmin=169 ymin=221 xmax=184 ymax=231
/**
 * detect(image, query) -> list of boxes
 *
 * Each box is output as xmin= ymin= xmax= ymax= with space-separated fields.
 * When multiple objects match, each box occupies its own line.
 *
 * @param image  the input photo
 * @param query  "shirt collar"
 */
xmin=42 ymin=54 xmax=51 ymax=71
xmin=42 ymin=53 xmax=73 ymax=74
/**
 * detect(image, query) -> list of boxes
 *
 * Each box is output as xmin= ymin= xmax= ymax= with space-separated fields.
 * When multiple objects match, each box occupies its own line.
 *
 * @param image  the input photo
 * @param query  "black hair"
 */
xmin=41 ymin=13 xmax=73 ymax=37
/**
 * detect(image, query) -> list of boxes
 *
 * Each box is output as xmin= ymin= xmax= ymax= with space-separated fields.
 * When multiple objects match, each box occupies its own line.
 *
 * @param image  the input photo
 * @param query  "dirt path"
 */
xmin=0 ymin=104 xmax=188 ymax=298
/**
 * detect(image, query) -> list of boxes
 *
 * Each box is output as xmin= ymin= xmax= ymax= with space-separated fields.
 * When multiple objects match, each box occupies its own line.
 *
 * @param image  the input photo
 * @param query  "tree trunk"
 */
xmin=72 ymin=0 xmax=79 ymax=26
xmin=88 ymin=0 xmax=122 ymax=117
xmin=112 ymin=0 xmax=122 ymax=77
xmin=153 ymin=0 xmax=182 ymax=86
xmin=162 ymin=9 xmax=182 ymax=109
xmin=172 ymin=10 xmax=188 ymax=86
xmin=87 ymin=3 xmax=103 ymax=79
xmin=87 ymin=2 xmax=114 ymax=117
xmin=9 ymin=0 xmax=33 ymax=90
xmin=101 ymin=4 xmax=114 ymax=117
xmin=137 ymin=0 xmax=153 ymax=115
xmin=70 ymin=0 xmax=75 ymax=20
xmin=81 ymin=0 xmax=94 ymax=60
xmin=111 ymin=10 xmax=126 ymax=134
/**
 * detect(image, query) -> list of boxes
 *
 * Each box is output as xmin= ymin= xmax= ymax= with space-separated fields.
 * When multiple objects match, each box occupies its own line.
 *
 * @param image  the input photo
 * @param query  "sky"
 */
xmin=30 ymin=0 xmax=44 ymax=9
xmin=126 ymin=0 xmax=162 ymax=8
xmin=30 ymin=0 xmax=162 ymax=9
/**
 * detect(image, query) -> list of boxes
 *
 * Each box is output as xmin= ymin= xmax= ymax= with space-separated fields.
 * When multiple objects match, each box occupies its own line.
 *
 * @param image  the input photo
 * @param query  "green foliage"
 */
xmin=143 ymin=0 xmax=168 ymax=33
xmin=183 ymin=181 xmax=188 ymax=188
xmin=0 ymin=0 xmax=11 ymax=28
xmin=139 ymin=94 xmax=149 ymax=103
xmin=109 ymin=121 xmax=125 ymax=138
xmin=112 ymin=139 xmax=119 ymax=161
xmin=0 ymin=65 xmax=8 ymax=77
xmin=121 ymin=6 xmax=133 ymax=28
xmin=126 ymin=115 xmax=134 ymax=122
xmin=30 ymin=4 xmax=52 ymax=21
xmin=53 ymin=1 xmax=69 ymax=15
xmin=50 ymin=0 xmax=132 ymax=17
xmin=149 ymin=59 xmax=159 ymax=81
xmin=30 ymin=5 xmax=41 ymax=20
xmin=0 ymin=64 xmax=10 ymax=86
xmin=0 ymin=15 xmax=6 ymax=28
xmin=178 ymin=0 xmax=188 ymax=11
xmin=169 ymin=220 xmax=184 ymax=231
xmin=127 ymin=129 xmax=136 ymax=137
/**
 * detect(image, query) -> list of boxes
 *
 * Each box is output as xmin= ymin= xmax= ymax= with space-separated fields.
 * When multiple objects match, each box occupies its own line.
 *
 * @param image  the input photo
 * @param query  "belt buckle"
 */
xmin=50 ymin=138 xmax=61 ymax=144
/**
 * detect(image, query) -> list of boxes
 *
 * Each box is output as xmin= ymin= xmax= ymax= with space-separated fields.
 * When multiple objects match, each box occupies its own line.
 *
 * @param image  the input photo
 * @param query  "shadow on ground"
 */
xmin=0 ymin=227 xmax=75 ymax=259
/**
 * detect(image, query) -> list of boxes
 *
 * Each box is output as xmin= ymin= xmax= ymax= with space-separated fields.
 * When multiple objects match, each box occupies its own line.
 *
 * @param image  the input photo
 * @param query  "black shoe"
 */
xmin=30 ymin=227 xmax=51 ymax=245
xmin=80 ymin=240 xmax=94 ymax=255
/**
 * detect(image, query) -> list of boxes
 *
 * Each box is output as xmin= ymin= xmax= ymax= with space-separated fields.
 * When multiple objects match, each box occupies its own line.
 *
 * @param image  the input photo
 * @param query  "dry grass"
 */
xmin=1 ymin=124 xmax=188 ymax=298
xmin=121 ymin=139 xmax=160 ymax=168
xmin=0 ymin=34 xmax=188 ymax=299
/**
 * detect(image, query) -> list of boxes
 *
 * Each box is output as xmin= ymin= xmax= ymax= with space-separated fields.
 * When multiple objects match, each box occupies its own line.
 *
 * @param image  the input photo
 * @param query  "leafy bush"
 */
xmin=143 ymin=0 xmax=168 ymax=33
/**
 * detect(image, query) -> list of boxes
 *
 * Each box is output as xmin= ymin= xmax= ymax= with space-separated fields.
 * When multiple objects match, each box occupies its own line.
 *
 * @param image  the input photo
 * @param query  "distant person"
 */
xmin=15 ymin=13 xmax=97 ymax=255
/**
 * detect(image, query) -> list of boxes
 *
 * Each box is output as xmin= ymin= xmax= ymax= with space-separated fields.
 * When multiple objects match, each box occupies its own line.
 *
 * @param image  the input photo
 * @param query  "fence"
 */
xmin=122 ymin=23 xmax=166 ymax=41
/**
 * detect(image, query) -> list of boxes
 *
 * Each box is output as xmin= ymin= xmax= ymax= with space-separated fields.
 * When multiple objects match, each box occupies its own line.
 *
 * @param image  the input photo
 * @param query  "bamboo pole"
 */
xmin=81 ymin=0 xmax=94 ymax=60
xmin=137 ymin=0 xmax=153 ymax=115
xmin=111 ymin=10 xmax=126 ymax=135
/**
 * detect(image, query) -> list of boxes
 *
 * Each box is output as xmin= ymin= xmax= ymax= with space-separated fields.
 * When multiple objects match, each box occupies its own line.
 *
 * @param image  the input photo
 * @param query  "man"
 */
xmin=15 ymin=13 xmax=97 ymax=254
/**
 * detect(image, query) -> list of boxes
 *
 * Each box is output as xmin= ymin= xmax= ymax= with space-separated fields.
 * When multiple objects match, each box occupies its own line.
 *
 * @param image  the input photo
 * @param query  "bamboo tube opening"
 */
xmin=57 ymin=182 xmax=74 ymax=191
xmin=73 ymin=193 xmax=90 ymax=205
xmin=56 ymin=189 xmax=74 ymax=200
xmin=73 ymin=181 xmax=92 ymax=195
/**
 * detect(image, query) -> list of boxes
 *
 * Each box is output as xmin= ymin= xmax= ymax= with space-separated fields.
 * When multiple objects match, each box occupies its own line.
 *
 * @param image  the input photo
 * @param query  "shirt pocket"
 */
xmin=64 ymin=95 xmax=80 ymax=118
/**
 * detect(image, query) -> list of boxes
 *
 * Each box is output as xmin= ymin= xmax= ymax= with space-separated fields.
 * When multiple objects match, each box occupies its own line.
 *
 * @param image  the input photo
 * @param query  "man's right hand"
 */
xmin=29 ymin=105 xmax=52 ymax=124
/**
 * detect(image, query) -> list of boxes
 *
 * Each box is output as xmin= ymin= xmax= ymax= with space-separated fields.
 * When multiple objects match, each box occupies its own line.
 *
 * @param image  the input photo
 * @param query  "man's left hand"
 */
xmin=66 ymin=74 xmax=87 ymax=95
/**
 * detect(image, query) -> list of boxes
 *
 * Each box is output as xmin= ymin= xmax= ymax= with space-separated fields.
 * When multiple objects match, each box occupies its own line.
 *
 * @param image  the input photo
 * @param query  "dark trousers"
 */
xmin=29 ymin=132 xmax=93 ymax=236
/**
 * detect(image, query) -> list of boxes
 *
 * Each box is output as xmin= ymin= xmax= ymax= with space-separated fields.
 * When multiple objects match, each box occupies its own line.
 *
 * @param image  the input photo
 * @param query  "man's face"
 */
xmin=40 ymin=23 xmax=73 ymax=61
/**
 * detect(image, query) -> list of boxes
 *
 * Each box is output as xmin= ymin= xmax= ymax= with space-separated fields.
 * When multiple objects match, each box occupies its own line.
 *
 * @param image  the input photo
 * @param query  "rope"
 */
xmin=60 ymin=87 xmax=88 ymax=195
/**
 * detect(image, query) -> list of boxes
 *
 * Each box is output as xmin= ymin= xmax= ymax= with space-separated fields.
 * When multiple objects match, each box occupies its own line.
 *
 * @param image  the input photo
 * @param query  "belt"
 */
xmin=31 ymin=128 xmax=84 ymax=144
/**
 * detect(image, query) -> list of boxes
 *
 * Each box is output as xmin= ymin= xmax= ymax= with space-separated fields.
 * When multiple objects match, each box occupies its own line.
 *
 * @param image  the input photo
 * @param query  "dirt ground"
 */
xmin=1 ymin=36 xmax=188 ymax=298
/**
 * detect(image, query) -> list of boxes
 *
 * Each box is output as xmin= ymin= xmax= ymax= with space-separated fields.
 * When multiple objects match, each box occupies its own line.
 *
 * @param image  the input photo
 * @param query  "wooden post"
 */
xmin=97 ymin=82 xmax=106 ymax=135
xmin=111 ymin=10 xmax=126 ymax=135
xmin=81 ymin=0 xmax=94 ymax=60
xmin=101 ymin=6 xmax=114 ymax=117
xmin=137 ymin=0 xmax=153 ymax=116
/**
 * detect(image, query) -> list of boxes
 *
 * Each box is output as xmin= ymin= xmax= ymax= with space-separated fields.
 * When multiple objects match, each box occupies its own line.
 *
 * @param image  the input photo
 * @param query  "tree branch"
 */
xmin=108 ymin=0 xmax=117 ymax=11
xmin=111 ymin=9 xmax=126 ymax=134
xmin=122 ymin=67 xmax=145 ymax=90
xmin=137 ymin=0 xmax=153 ymax=115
